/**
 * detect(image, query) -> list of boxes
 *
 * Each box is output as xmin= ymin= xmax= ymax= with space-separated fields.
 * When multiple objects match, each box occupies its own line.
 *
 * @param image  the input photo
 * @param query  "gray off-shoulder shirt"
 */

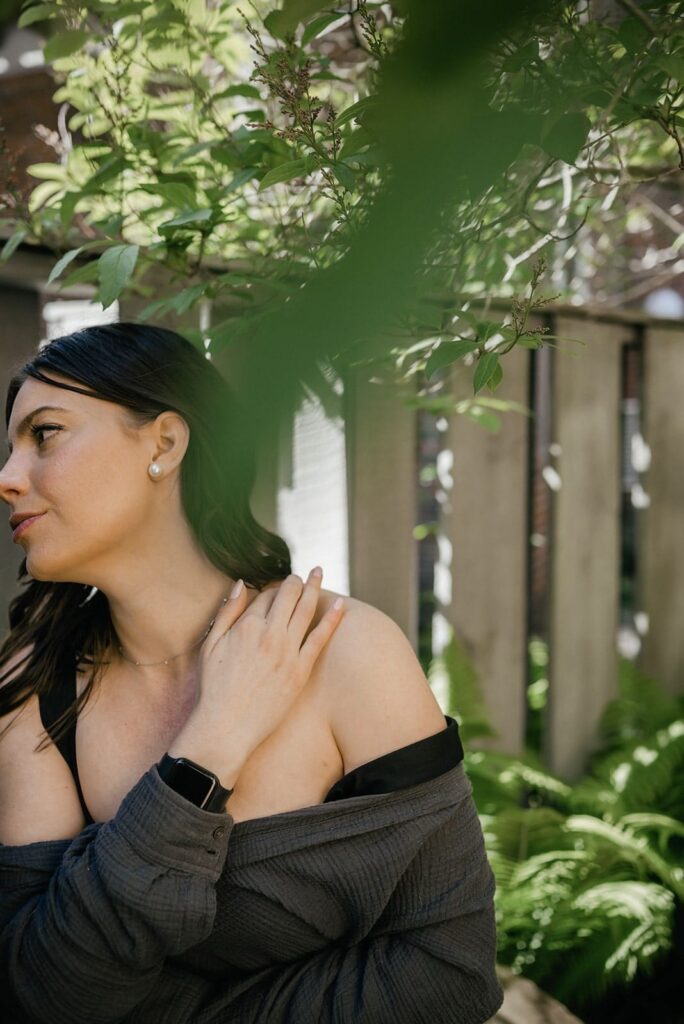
xmin=0 ymin=695 xmax=504 ymax=1024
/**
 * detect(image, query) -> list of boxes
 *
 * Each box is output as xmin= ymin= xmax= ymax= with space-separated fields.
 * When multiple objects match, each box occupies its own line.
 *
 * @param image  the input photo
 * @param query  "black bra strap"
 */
xmin=38 ymin=669 xmax=95 ymax=826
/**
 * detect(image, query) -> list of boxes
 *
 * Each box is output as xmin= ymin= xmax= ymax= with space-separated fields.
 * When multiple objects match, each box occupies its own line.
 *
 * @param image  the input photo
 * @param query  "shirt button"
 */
xmin=212 ymin=825 xmax=226 ymax=839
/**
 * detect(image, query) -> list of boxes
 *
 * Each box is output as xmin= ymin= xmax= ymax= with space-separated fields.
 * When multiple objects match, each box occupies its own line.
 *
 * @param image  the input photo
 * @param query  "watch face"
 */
xmin=170 ymin=758 xmax=215 ymax=806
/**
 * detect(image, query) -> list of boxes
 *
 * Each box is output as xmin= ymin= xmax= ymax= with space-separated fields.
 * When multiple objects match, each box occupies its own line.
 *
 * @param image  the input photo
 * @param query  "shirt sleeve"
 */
xmin=0 ymin=764 xmax=234 ymax=1024
xmin=128 ymin=765 xmax=505 ymax=1024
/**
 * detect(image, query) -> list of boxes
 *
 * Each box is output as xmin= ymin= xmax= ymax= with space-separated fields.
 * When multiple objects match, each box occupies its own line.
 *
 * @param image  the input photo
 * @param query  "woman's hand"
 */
xmin=167 ymin=568 xmax=345 ymax=788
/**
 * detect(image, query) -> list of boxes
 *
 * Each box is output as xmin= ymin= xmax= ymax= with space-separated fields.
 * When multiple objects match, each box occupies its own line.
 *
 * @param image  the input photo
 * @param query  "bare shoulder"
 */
xmin=314 ymin=591 xmax=446 ymax=776
xmin=0 ymin=642 xmax=84 ymax=844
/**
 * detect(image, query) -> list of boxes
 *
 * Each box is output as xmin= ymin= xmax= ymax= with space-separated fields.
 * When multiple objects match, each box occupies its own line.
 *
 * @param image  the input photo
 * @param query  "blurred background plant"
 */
xmin=1 ymin=0 xmax=683 ymax=455
xmin=431 ymin=628 xmax=684 ymax=1023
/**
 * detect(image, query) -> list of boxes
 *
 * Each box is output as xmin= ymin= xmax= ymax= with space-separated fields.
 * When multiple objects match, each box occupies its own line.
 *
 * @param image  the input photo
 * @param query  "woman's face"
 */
xmin=0 ymin=374 xmax=178 ymax=585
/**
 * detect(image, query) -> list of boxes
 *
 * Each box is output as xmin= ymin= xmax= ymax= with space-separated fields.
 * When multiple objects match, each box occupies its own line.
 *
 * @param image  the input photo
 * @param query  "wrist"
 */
xmin=156 ymin=752 xmax=233 ymax=813
xmin=168 ymin=719 xmax=246 ymax=791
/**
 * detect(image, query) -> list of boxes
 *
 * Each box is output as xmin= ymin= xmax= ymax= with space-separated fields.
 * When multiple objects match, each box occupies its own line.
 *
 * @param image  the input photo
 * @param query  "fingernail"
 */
xmin=311 ymin=566 xmax=323 ymax=578
xmin=230 ymin=579 xmax=244 ymax=599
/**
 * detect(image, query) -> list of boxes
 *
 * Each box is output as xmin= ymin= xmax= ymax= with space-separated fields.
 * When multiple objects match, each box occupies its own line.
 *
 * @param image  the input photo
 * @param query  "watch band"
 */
xmin=156 ymin=752 xmax=233 ymax=813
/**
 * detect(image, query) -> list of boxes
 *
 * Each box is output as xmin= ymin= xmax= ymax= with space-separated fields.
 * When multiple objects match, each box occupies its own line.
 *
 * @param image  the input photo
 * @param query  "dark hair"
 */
xmin=0 ymin=321 xmax=292 ymax=751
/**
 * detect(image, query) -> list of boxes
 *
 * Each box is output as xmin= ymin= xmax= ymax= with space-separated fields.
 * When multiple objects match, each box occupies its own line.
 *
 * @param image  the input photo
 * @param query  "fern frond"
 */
xmin=548 ymin=881 xmax=675 ymax=1007
xmin=569 ymin=719 xmax=684 ymax=819
xmin=619 ymin=812 xmax=684 ymax=857
xmin=564 ymin=815 xmax=684 ymax=900
xmin=465 ymin=750 xmax=572 ymax=814
xmin=596 ymin=656 xmax=682 ymax=751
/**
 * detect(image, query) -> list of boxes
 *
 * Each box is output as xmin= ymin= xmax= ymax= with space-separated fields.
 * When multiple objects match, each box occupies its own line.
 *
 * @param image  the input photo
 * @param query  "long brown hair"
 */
xmin=0 ymin=321 xmax=291 ymax=752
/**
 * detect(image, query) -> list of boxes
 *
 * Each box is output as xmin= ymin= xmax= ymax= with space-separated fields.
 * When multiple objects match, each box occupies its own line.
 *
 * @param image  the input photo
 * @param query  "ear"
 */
xmin=148 ymin=410 xmax=190 ymax=470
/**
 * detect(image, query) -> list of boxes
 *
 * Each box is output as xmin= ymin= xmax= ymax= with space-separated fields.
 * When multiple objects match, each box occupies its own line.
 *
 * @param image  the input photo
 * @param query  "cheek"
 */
xmin=38 ymin=442 xmax=147 ymax=532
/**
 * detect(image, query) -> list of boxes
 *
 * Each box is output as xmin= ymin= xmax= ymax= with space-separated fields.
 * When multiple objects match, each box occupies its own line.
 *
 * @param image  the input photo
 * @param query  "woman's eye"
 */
xmin=30 ymin=424 xmax=61 ymax=446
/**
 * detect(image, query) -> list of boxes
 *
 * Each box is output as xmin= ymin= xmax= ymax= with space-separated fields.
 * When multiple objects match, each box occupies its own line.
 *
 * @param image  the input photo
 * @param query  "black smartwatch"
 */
xmin=156 ymin=753 xmax=233 ymax=813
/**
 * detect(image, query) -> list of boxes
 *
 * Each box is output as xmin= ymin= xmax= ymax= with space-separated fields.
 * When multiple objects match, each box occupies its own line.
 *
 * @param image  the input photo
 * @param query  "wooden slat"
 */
xmin=548 ymin=315 xmax=626 ymax=780
xmin=440 ymin=340 xmax=531 ymax=756
xmin=345 ymin=366 xmax=418 ymax=643
xmin=639 ymin=324 xmax=684 ymax=697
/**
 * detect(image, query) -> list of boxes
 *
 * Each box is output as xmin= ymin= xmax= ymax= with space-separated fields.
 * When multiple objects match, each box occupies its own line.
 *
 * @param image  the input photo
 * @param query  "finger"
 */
xmin=263 ymin=574 xmax=305 ymax=632
xmin=238 ymin=581 xmax=280 ymax=623
xmin=201 ymin=578 xmax=250 ymax=650
xmin=287 ymin=566 xmax=324 ymax=640
xmin=244 ymin=576 xmax=295 ymax=620
xmin=298 ymin=597 xmax=345 ymax=673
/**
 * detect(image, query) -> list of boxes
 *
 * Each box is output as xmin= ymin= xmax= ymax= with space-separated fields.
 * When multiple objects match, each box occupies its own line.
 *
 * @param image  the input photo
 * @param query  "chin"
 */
xmin=23 ymin=558 xmax=51 ymax=582
xmin=23 ymin=549 xmax=68 ymax=583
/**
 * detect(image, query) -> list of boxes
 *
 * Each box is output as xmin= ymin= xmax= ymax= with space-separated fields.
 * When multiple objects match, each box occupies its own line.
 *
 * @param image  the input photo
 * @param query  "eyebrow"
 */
xmin=6 ymin=405 xmax=71 ymax=453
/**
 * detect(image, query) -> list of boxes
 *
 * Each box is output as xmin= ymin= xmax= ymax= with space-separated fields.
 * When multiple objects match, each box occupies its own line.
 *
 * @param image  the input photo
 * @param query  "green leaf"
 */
xmin=81 ymin=154 xmax=129 ymax=193
xmin=463 ymin=406 xmax=501 ymax=432
xmin=276 ymin=0 xmax=331 ymax=33
xmin=139 ymin=282 xmax=210 ymax=320
xmin=425 ymin=339 xmax=479 ymax=380
xmin=338 ymin=126 xmax=373 ymax=159
xmin=541 ymin=113 xmax=591 ymax=165
xmin=213 ymin=84 xmax=261 ymax=100
xmin=501 ymin=39 xmax=539 ymax=72
xmin=97 ymin=244 xmax=139 ymax=309
xmin=82 ymin=115 xmax=114 ymax=139
xmin=658 ymin=55 xmax=684 ymax=83
xmin=486 ymin=360 xmax=504 ymax=393
xmin=341 ymin=145 xmax=383 ymax=167
xmin=235 ymin=108 xmax=266 ymax=123
xmin=336 ymin=97 xmax=375 ymax=129
xmin=26 ymin=162 xmax=66 ymax=181
xmin=43 ymin=29 xmax=90 ymax=62
xmin=171 ymin=140 xmax=220 ymax=166
xmin=158 ymin=209 xmax=214 ymax=232
xmin=98 ymin=212 xmax=125 ymax=238
xmin=617 ymin=16 xmax=651 ymax=55
xmin=473 ymin=352 xmax=500 ymax=395
xmin=301 ymin=12 xmax=342 ymax=46
xmin=47 ymin=246 xmax=85 ymax=285
xmin=139 ymin=182 xmax=197 ymax=209
xmin=59 ymin=260 xmax=100 ymax=289
xmin=138 ymin=295 xmax=181 ymax=320
xmin=0 ymin=227 xmax=29 ymax=262
xmin=258 ymin=156 xmax=318 ymax=190
xmin=310 ymin=70 xmax=344 ymax=81
xmin=225 ymin=167 xmax=258 ymax=192
xmin=330 ymin=161 xmax=356 ymax=191
xmin=28 ymin=180 xmax=64 ymax=211
xmin=17 ymin=3 xmax=59 ymax=28
xmin=263 ymin=11 xmax=290 ymax=41
xmin=59 ymin=191 xmax=81 ymax=228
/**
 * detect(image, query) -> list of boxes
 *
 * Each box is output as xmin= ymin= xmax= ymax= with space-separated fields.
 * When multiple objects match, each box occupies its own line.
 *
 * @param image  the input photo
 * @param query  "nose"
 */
xmin=0 ymin=452 xmax=32 ymax=506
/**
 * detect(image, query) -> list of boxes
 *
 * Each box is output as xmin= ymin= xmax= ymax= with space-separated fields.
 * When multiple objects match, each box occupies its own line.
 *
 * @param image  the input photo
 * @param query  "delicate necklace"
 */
xmin=116 ymin=594 xmax=230 ymax=667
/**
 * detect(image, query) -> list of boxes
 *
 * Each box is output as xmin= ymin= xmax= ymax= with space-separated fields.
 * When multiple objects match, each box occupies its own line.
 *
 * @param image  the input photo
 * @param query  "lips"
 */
xmin=11 ymin=513 xmax=45 ymax=539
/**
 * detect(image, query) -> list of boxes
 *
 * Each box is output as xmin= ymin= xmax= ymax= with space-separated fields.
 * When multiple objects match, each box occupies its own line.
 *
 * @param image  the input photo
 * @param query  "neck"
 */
xmin=90 ymin=533 xmax=237 ymax=688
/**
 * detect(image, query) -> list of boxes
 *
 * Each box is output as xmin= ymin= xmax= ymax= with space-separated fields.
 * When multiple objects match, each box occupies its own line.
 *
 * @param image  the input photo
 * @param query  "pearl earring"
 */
xmin=148 ymin=462 xmax=162 ymax=478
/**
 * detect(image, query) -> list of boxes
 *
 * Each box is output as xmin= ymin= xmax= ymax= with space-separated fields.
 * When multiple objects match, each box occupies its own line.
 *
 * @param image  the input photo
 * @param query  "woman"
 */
xmin=0 ymin=322 xmax=503 ymax=1023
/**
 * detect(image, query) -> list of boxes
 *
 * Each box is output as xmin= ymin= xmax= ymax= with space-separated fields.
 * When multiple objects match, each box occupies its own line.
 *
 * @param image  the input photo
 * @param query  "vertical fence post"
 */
xmin=345 ymin=366 xmax=418 ymax=645
xmin=438 ymin=341 xmax=531 ymax=756
xmin=639 ymin=323 xmax=684 ymax=698
xmin=547 ymin=315 xmax=626 ymax=780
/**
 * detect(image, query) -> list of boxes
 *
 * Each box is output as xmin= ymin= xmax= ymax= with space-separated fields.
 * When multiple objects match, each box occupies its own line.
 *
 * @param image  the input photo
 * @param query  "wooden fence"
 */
xmin=1 ymin=266 xmax=682 ymax=782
